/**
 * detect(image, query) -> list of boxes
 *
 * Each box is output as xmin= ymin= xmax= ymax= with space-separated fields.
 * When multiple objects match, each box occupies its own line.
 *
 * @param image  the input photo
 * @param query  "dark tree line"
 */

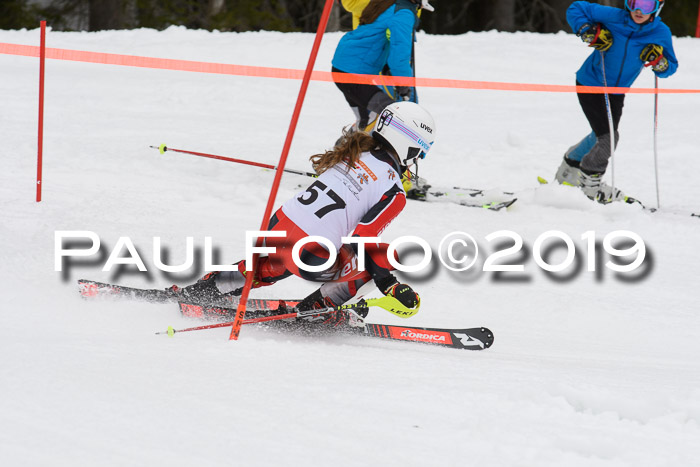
xmin=2 ymin=0 xmax=698 ymax=37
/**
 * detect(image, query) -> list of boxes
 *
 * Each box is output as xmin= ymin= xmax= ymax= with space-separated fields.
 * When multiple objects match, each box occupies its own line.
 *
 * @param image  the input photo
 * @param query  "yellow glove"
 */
xmin=401 ymin=171 xmax=414 ymax=192
xmin=578 ymin=23 xmax=613 ymax=52
xmin=640 ymin=44 xmax=668 ymax=72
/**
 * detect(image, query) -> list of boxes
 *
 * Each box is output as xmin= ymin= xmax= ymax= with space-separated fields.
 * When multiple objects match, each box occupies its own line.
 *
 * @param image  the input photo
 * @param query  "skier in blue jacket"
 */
xmin=555 ymin=0 xmax=678 ymax=204
xmin=332 ymin=0 xmax=432 ymax=132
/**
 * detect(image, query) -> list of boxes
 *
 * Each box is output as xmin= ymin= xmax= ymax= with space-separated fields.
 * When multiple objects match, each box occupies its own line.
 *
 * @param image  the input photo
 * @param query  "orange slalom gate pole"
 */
xmin=228 ymin=0 xmax=335 ymax=341
xmin=36 ymin=21 xmax=46 ymax=202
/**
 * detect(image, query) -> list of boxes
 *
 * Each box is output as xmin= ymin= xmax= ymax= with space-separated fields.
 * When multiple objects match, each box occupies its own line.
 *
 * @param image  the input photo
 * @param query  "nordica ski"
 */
xmin=172 ymin=300 xmax=494 ymax=350
xmin=363 ymin=323 xmax=494 ymax=350
xmin=81 ymin=281 xmax=495 ymax=350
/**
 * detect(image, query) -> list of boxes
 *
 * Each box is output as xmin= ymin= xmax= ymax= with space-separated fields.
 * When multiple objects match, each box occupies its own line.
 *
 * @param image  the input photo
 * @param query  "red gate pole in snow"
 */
xmin=37 ymin=20 xmax=46 ymax=202
xmin=696 ymin=0 xmax=700 ymax=38
xmin=228 ymin=0 xmax=336 ymax=341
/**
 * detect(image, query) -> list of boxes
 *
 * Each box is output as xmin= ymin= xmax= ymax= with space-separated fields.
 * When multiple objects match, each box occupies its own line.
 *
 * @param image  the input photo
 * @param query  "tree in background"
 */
xmin=1 ymin=0 xmax=698 ymax=37
xmin=0 ymin=0 xmax=42 ymax=30
xmin=209 ymin=0 xmax=296 ymax=32
xmin=420 ymin=0 xmax=697 ymax=36
xmin=137 ymin=0 xmax=298 ymax=32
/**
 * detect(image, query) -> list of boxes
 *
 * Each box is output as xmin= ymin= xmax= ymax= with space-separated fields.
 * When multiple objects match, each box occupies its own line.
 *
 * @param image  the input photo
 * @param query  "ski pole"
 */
xmin=653 ymin=75 xmax=660 ymax=209
xmin=157 ymin=301 xmax=362 ymax=336
xmin=157 ymin=295 xmax=418 ymax=336
xmin=155 ymin=310 xmax=318 ymax=336
xmin=600 ymin=52 xmax=616 ymax=196
xmin=150 ymin=144 xmax=318 ymax=178
xmin=152 ymin=144 xmax=507 ymax=196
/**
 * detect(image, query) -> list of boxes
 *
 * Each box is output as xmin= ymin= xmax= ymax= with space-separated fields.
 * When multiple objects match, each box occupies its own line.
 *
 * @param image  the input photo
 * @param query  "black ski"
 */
xmin=78 ymin=279 xmax=178 ymax=303
xmin=178 ymin=299 xmax=300 ymax=319
xmin=80 ymin=280 xmax=495 ymax=350
xmin=77 ymin=279 xmax=293 ymax=309
xmin=157 ymin=145 xmax=514 ymax=212
xmin=429 ymin=185 xmax=514 ymax=198
xmin=423 ymin=185 xmax=517 ymax=211
xmin=295 ymin=181 xmax=517 ymax=211
xmin=624 ymin=197 xmax=700 ymax=218
xmin=537 ymin=176 xmax=700 ymax=217
xmin=465 ymin=198 xmax=517 ymax=211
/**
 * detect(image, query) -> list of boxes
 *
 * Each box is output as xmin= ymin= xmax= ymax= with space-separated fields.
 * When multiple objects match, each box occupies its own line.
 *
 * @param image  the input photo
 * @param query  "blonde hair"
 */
xmin=310 ymin=130 xmax=380 ymax=175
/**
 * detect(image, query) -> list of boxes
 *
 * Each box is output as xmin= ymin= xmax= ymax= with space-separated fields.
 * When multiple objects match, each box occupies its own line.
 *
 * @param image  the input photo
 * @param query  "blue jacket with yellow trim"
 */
xmin=332 ymin=3 xmax=417 ymax=78
xmin=566 ymin=1 xmax=678 ymax=89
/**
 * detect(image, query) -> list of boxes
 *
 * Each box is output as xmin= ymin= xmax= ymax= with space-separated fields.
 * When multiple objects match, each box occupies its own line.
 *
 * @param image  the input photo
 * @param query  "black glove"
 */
xmin=377 ymin=276 xmax=420 ymax=308
xmin=403 ymin=172 xmax=431 ymax=201
xmin=640 ymin=44 xmax=669 ymax=72
xmin=405 ymin=188 xmax=427 ymax=201
xmin=577 ymin=23 xmax=613 ymax=52
xmin=395 ymin=86 xmax=412 ymax=101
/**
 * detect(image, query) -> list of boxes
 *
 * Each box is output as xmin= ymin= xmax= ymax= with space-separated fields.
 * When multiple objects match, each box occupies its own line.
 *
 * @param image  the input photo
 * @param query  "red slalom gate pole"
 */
xmin=228 ymin=0 xmax=335 ymax=341
xmin=37 ymin=21 xmax=46 ymax=202
xmin=696 ymin=0 xmax=700 ymax=38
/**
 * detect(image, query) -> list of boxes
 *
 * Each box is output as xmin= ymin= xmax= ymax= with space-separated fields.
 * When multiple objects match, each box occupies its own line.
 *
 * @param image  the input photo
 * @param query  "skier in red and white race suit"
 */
xmin=174 ymin=101 xmax=436 ymax=322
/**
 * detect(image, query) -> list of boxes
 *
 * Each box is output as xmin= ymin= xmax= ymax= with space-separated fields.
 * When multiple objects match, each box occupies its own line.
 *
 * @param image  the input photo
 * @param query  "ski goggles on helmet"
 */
xmin=625 ymin=0 xmax=660 ymax=15
xmin=375 ymin=110 xmax=431 ymax=163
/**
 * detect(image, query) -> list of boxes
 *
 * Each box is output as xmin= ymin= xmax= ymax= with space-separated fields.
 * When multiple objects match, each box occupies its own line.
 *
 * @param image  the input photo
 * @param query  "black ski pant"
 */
xmin=576 ymin=81 xmax=625 ymax=175
xmin=333 ymin=67 xmax=394 ymax=130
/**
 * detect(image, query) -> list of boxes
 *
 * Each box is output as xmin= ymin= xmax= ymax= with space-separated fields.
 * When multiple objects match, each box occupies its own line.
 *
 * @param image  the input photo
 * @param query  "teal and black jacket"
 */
xmin=332 ymin=1 xmax=419 ymax=79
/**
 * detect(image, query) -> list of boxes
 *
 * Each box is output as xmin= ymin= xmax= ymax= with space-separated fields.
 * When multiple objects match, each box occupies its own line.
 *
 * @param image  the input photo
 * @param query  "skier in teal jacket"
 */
xmin=331 ymin=0 xmax=432 ymax=131
xmin=554 ymin=0 xmax=678 ymax=204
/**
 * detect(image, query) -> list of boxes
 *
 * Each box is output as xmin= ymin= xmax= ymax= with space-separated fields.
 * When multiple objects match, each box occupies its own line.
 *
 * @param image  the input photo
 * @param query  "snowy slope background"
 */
xmin=1 ymin=26 xmax=700 ymax=466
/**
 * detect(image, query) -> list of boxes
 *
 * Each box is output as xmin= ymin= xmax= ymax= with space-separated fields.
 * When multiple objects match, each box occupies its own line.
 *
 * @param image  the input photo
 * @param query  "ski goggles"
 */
xmin=376 ymin=110 xmax=431 ymax=162
xmin=625 ymin=0 xmax=660 ymax=15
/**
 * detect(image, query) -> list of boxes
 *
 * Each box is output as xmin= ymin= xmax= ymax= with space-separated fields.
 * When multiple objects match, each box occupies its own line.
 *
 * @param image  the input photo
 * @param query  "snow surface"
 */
xmin=2 ymin=26 xmax=700 ymax=466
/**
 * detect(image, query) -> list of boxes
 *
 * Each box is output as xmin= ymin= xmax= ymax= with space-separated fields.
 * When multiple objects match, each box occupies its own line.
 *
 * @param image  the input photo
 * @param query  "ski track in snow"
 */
xmin=1 ymin=27 xmax=699 ymax=466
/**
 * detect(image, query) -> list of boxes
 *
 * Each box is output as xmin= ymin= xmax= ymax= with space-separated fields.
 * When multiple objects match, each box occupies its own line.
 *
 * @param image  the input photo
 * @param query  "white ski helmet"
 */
xmin=372 ymin=101 xmax=436 ymax=167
